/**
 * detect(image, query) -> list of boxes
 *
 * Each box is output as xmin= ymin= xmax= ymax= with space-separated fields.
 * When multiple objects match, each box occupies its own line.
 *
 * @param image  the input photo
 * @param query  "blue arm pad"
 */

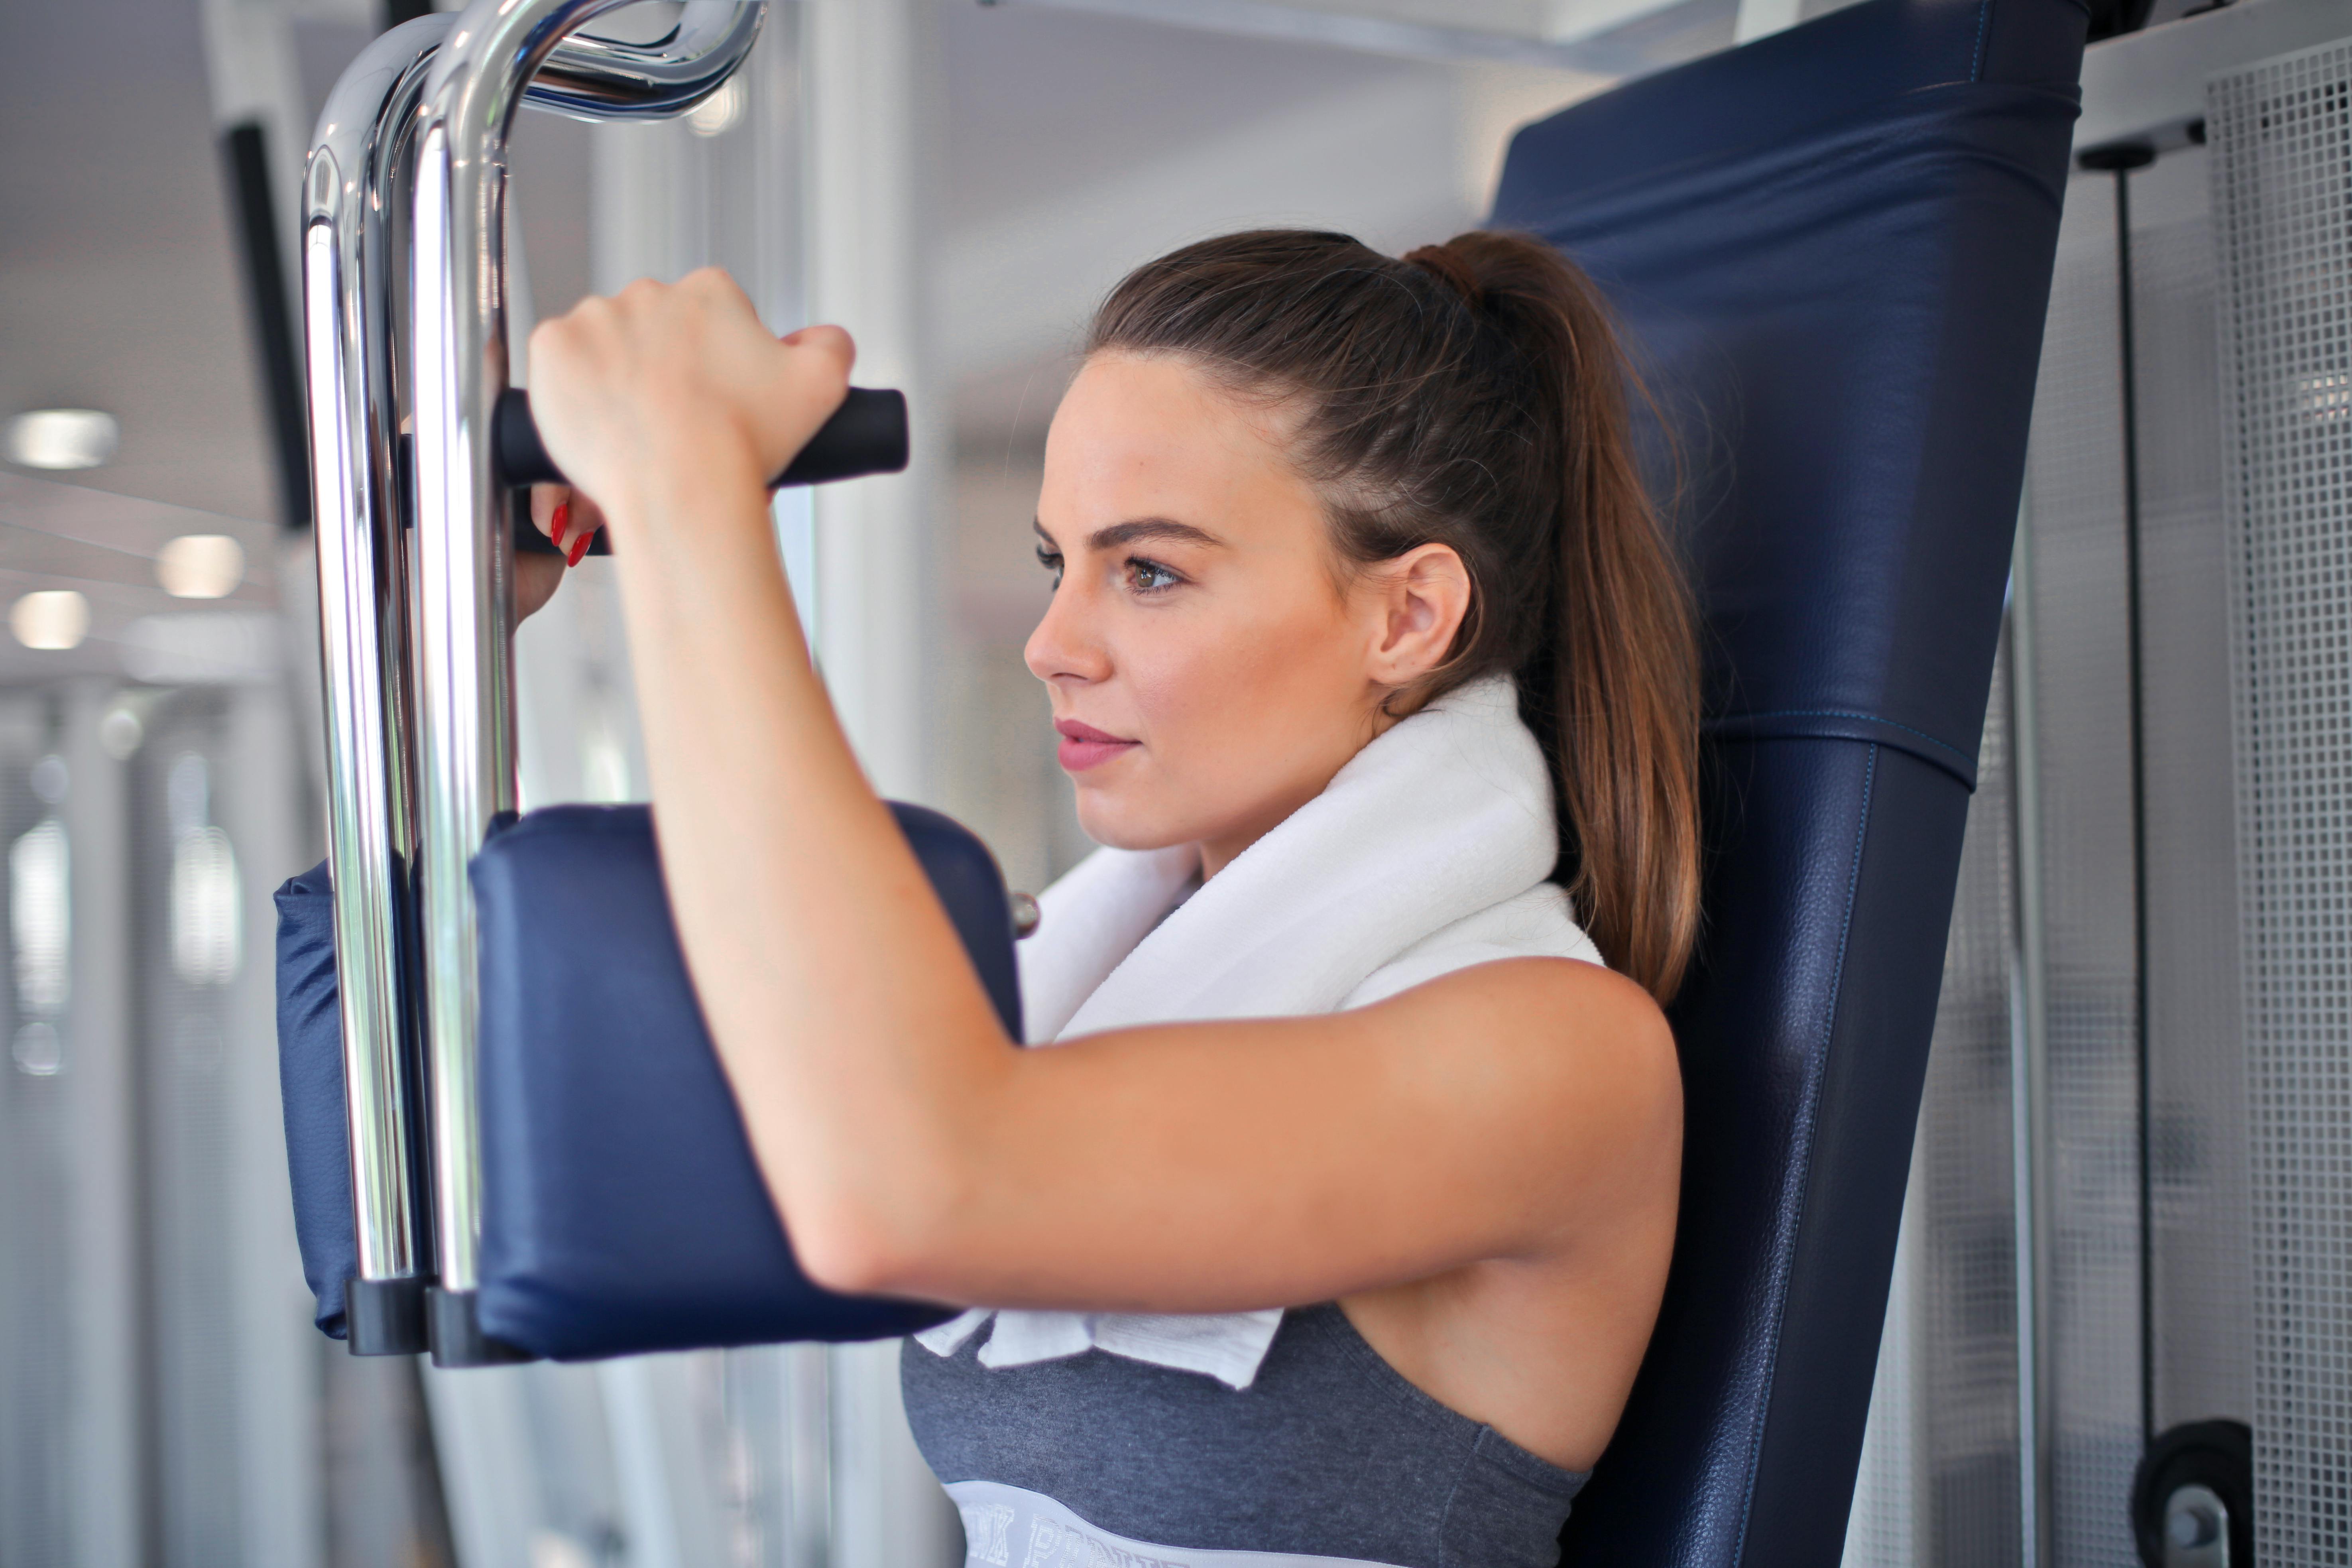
xmin=274 ymin=858 xmax=359 ymax=1338
xmin=274 ymin=800 xmax=1023 ymax=1358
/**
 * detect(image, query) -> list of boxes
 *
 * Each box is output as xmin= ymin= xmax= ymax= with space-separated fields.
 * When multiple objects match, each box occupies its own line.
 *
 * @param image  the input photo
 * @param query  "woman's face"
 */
xmin=1025 ymin=352 xmax=1457 ymax=874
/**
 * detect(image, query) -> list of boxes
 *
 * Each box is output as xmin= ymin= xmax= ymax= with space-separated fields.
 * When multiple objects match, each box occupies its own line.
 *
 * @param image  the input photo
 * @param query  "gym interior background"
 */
xmin=3 ymin=0 xmax=2344 ymax=1564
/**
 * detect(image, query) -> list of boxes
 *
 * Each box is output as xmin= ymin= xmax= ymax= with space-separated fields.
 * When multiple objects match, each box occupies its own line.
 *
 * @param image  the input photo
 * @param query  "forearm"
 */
xmin=602 ymin=455 xmax=1013 ymax=1279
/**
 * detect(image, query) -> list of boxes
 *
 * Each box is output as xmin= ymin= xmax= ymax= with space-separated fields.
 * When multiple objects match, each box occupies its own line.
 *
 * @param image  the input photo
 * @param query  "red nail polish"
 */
xmin=567 ymin=529 xmax=591 ymax=568
xmin=550 ymin=501 xmax=570 ymax=549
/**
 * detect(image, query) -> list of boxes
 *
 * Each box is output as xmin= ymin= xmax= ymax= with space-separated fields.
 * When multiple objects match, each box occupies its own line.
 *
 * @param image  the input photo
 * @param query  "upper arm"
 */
xmin=842 ymin=956 xmax=1682 ymax=1313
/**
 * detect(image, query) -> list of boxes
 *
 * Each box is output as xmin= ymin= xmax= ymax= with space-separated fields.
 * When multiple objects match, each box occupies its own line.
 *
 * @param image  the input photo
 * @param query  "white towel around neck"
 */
xmin=912 ymin=674 xmax=1604 ymax=1388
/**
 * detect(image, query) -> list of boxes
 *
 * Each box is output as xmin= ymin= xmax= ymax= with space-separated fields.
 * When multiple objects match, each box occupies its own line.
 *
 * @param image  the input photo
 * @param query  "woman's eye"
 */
xmin=1125 ymin=558 xmax=1182 ymax=593
xmin=1034 ymin=546 xmax=1064 ymax=586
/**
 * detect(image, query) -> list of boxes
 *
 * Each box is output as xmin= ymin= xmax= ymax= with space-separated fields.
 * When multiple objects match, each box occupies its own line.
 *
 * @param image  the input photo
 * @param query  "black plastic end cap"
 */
xmin=426 ymin=1286 xmax=535 ymax=1369
xmin=774 ymin=388 xmax=910 ymax=488
xmin=345 ymin=1274 xmax=430 ymax=1356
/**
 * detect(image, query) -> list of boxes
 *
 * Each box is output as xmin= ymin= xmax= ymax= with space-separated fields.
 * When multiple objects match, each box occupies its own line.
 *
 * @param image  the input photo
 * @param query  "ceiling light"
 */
xmin=156 ymin=534 xmax=246 ymax=599
xmin=11 ymin=591 xmax=89 ymax=652
xmin=687 ymin=77 xmax=745 ymax=138
xmin=6 ymin=409 xmax=119 ymax=471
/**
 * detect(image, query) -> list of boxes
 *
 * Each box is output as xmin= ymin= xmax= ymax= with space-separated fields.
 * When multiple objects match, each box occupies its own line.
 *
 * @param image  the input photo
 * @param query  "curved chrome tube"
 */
xmin=303 ymin=0 xmax=766 ymax=1357
xmin=408 ymin=0 xmax=764 ymax=1354
xmin=519 ymin=2 xmax=767 ymax=120
xmin=305 ymin=20 xmax=437 ymax=1322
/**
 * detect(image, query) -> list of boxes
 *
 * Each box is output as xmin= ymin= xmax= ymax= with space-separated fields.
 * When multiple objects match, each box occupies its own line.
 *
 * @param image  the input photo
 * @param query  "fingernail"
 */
xmin=567 ymin=529 xmax=592 ymax=568
xmin=550 ymin=501 xmax=570 ymax=549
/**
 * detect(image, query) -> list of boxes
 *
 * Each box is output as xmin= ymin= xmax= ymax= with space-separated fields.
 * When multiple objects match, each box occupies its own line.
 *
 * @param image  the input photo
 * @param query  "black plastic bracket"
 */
xmin=345 ymin=1273 xmax=431 ymax=1356
xmin=427 ymin=1285 xmax=534 ymax=1368
xmin=2078 ymin=139 xmax=2159 ymax=173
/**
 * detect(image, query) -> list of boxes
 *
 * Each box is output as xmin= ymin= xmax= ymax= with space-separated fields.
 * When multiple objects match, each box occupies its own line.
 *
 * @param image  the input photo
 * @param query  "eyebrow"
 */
xmin=1033 ymin=517 xmax=1226 ymax=552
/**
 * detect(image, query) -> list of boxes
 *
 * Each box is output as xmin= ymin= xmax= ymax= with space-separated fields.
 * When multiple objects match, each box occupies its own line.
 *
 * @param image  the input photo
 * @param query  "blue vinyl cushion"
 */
xmin=469 ymin=802 xmax=1018 ymax=1358
xmin=275 ymin=859 xmax=360 ymax=1338
xmin=274 ymin=801 xmax=1019 ymax=1357
xmin=1486 ymin=0 xmax=2087 ymax=1560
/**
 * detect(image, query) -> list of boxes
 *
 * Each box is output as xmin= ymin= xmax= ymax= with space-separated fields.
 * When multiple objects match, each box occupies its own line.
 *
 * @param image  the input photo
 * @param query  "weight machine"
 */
xmin=290 ymin=0 xmax=922 ymax=1368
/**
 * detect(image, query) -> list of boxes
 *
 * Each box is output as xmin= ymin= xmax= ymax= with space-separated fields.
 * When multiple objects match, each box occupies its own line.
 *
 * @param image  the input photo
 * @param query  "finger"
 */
xmin=566 ymin=490 xmax=608 ymax=539
xmin=529 ymin=483 xmax=572 ymax=539
xmin=682 ymin=266 xmax=758 ymax=318
xmin=561 ymin=492 xmax=606 ymax=566
xmin=781 ymin=324 xmax=857 ymax=380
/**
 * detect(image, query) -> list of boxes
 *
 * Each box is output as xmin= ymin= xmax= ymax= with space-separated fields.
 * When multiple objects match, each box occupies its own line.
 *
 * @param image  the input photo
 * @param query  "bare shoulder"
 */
xmin=1369 ymin=956 xmax=1680 ymax=1103
xmin=1352 ymin=957 xmax=1683 ymax=1225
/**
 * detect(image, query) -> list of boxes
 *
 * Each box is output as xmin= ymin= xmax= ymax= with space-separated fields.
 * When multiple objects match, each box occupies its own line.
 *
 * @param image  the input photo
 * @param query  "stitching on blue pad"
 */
xmin=1713 ymin=708 xmax=1974 ymax=768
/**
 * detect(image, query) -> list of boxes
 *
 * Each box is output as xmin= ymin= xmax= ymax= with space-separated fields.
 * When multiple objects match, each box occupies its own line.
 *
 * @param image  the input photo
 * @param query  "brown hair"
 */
xmin=1089 ymin=229 xmax=1701 ymax=1001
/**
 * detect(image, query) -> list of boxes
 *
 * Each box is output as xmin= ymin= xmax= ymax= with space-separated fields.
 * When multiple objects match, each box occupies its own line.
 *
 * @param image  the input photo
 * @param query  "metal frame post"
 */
xmin=303 ymin=0 xmax=766 ymax=1364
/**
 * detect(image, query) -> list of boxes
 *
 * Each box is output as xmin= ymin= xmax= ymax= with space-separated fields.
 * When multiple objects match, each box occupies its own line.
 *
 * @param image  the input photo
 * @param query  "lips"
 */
xmin=1054 ymin=717 xmax=1139 ymax=773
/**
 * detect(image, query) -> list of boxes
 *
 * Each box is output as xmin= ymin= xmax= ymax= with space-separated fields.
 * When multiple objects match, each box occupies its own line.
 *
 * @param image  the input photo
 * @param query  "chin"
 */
xmin=1072 ymin=790 xmax=1194 ymax=854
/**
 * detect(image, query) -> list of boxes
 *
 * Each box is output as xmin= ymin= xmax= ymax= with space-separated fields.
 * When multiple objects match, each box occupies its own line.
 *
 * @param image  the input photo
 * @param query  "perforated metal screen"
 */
xmin=2212 ymin=41 xmax=2352 ymax=1567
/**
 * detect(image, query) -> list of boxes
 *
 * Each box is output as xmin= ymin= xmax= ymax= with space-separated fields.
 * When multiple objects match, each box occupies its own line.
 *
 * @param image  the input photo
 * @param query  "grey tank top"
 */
xmin=902 ymin=1303 xmax=1587 ymax=1568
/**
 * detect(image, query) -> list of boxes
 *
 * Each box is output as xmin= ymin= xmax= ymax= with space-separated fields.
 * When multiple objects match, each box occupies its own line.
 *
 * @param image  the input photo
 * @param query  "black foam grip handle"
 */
xmin=494 ymin=386 xmax=909 ymax=491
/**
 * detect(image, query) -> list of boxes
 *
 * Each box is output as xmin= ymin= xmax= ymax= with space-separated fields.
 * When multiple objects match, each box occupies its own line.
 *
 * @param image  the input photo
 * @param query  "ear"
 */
xmin=1364 ymin=543 xmax=1472 ymax=690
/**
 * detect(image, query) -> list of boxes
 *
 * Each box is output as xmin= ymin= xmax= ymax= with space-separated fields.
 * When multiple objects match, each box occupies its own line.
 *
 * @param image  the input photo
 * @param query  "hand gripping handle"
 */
xmin=496 ymin=384 xmax=909 ymax=488
xmin=497 ymin=386 xmax=907 ymax=555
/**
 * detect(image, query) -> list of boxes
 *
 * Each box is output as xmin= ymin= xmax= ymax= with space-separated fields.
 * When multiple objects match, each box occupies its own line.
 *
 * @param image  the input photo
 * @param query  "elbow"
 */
xmin=772 ymin=1060 xmax=1006 ymax=1298
xmin=792 ymin=1213 xmax=907 ymax=1297
xmin=787 ymin=1177 xmax=963 ymax=1298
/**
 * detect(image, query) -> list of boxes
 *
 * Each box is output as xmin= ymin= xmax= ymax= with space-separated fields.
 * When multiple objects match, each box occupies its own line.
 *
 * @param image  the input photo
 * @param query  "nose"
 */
xmin=1024 ymin=573 xmax=1109 ymax=687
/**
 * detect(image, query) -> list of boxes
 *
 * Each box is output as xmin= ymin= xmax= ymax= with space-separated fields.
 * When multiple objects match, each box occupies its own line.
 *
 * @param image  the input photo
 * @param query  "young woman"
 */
xmin=521 ymin=228 xmax=1698 ymax=1568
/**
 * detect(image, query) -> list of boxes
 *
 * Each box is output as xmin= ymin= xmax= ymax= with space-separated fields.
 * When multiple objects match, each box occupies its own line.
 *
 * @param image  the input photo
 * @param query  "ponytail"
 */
xmin=1091 ymin=230 xmax=1703 ymax=1001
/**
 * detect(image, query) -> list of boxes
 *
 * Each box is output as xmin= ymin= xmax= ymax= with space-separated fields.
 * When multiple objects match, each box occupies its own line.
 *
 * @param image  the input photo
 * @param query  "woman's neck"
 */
xmin=1196 ymin=703 xmax=1399 ymax=880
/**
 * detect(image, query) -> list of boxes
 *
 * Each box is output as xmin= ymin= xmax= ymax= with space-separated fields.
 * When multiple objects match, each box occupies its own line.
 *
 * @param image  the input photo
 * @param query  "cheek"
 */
xmin=1123 ymin=589 xmax=1367 ymax=791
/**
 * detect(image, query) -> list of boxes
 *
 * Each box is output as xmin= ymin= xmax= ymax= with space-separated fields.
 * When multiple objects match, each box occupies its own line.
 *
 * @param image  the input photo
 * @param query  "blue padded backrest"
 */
xmin=1488 ymin=0 xmax=2085 ymax=1560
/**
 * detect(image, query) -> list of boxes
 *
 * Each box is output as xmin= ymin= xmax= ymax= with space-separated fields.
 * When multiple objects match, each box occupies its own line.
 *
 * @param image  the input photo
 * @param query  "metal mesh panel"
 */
xmin=2212 ymin=41 xmax=2352 ymax=1566
xmin=1843 ymin=637 xmax=2024 ymax=1568
xmin=2022 ymin=171 xmax=2149 ymax=1568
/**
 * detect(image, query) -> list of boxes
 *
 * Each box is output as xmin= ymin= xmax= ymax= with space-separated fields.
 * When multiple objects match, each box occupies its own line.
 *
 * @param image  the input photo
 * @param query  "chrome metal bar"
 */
xmin=305 ymin=16 xmax=454 ymax=1337
xmin=406 ymin=0 xmax=765 ymax=1346
xmin=304 ymin=1 xmax=766 ymax=1356
xmin=524 ymin=2 xmax=771 ymax=120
